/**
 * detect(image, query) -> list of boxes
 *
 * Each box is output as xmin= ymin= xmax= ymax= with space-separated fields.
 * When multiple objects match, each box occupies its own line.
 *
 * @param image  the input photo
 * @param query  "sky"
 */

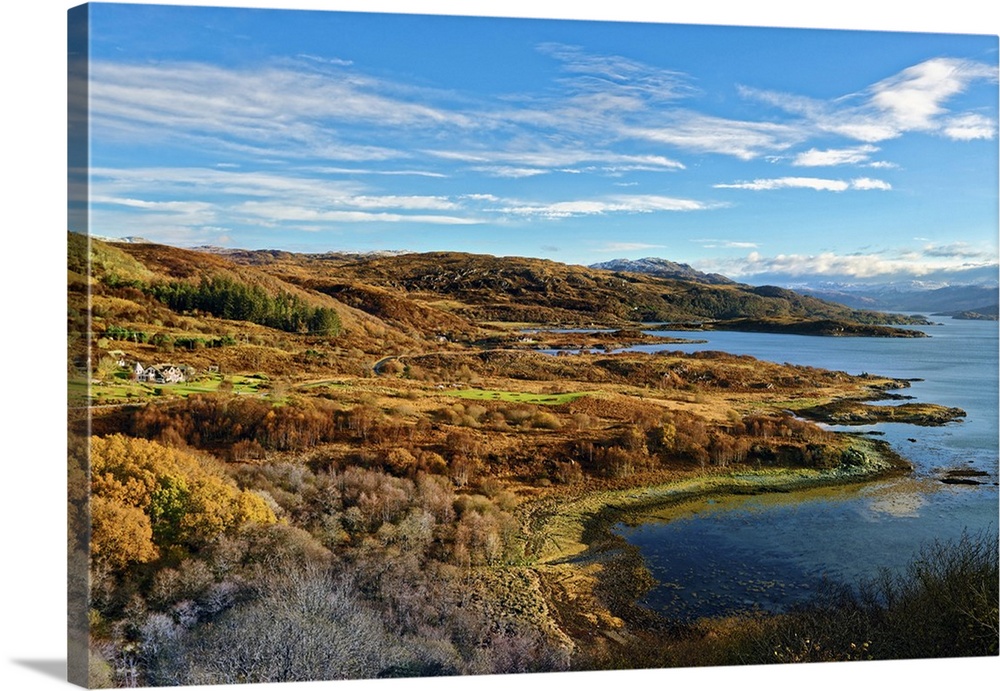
xmin=76 ymin=2 xmax=999 ymax=286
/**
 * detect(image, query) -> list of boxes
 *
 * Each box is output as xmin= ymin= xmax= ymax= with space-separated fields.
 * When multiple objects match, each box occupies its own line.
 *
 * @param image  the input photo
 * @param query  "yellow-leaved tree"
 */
xmin=89 ymin=434 xmax=276 ymax=570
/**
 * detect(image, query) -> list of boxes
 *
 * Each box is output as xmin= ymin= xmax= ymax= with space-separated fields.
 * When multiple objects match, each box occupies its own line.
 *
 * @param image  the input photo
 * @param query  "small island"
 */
xmin=800 ymin=401 xmax=968 ymax=426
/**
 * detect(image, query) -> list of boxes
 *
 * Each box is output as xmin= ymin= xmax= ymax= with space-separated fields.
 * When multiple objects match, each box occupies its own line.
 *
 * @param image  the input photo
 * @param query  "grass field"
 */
xmin=73 ymin=373 xmax=270 ymax=405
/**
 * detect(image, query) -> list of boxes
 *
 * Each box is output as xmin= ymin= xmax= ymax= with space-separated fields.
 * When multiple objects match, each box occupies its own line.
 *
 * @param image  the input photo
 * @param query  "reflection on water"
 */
xmin=618 ymin=479 xmax=997 ymax=622
xmin=862 ymin=477 xmax=937 ymax=518
xmin=614 ymin=318 xmax=999 ymax=623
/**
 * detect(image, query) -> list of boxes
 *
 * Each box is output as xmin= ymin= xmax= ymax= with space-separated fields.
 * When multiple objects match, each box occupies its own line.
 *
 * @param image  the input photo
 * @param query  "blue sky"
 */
xmin=77 ymin=1 xmax=999 ymax=285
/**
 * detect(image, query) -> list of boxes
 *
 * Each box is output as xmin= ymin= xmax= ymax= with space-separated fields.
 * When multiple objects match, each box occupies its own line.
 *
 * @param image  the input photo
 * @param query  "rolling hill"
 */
xmin=70 ymin=232 xmax=930 ymax=388
xmin=230 ymin=248 xmax=928 ymax=328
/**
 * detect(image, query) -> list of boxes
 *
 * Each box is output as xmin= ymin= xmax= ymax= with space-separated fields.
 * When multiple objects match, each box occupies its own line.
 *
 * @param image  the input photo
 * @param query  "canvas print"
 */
xmin=67 ymin=2 xmax=999 ymax=687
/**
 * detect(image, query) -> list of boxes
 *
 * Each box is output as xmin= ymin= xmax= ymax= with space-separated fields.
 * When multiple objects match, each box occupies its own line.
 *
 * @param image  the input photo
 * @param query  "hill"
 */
xmin=934 ymin=304 xmax=999 ymax=321
xmin=68 ymin=232 xmax=438 ymax=381
xmin=588 ymin=257 xmax=736 ymax=285
xmin=255 ymin=250 xmax=927 ymax=329
xmin=70 ymin=232 xmax=930 ymax=393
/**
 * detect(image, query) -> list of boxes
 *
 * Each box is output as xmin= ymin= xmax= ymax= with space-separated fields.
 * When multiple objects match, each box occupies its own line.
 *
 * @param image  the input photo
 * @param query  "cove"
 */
xmin=613 ymin=317 xmax=998 ymax=623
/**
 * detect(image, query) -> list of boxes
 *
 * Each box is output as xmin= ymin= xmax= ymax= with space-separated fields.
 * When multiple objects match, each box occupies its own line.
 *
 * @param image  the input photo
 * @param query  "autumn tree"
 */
xmin=89 ymin=434 xmax=277 ymax=570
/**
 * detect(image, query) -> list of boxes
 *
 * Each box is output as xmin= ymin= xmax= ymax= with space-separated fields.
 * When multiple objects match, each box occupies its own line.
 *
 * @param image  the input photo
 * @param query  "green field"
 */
xmin=442 ymin=389 xmax=593 ymax=405
xmin=72 ymin=373 xmax=270 ymax=405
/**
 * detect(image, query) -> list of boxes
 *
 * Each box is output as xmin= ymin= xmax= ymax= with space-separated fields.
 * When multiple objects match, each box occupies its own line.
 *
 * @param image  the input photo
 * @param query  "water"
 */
xmin=612 ymin=317 xmax=999 ymax=622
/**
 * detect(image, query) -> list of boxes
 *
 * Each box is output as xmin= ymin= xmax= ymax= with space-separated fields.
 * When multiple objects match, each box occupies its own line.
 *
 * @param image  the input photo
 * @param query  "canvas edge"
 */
xmin=67 ymin=3 xmax=92 ymax=687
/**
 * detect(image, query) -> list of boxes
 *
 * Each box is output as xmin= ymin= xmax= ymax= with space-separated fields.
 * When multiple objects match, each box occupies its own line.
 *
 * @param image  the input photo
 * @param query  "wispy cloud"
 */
xmin=428 ymin=147 xmax=685 ymax=174
xmin=537 ymin=42 xmax=698 ymax=104
xmin=493 ymin=194 xmax=718 ymax=218
xmin=869 ymin=58 xmax=997 ymax=134
xmin=693 ymin=239 xmax=760 ymax=249
xmin=791 ymin=145 xmax=880 ymax=167
xmin=233 ymin=201 xmax=478 ymax=226
xmin=742 ymin=57 xmax=998 ymax=144
xmin=625 ymin=114 xmax=804 ymax=160
xmin=472 ymin=166 xmax=551 ymax=178
xmin=943 ymin=113 xmax=997 ymax=140
xmin=296 ymin=54 xmax=354 ymax=67
xmin=89 ymin=47 xmax=995 ymax=188
xmin=89 ymin=166 xmax=482 ymax=241
xmin=307 ymin=166 xmax=448 ymax=178
xmin=921 ymin=241 xmax=997 ymax=260
xmin=850 ymin=177 xmax=892 ymax=191
xmin=89 ymin=165 xmax=722 ymax=244
xmin=701 ymin=243 xmax=997 ymax=280
xmin=714 ymin=176 xmax=891 ymax=192
xmin=89 ymin=59 xmax=472 ymax=163
xmin=85 ymin=28 xmax=995 ymax=260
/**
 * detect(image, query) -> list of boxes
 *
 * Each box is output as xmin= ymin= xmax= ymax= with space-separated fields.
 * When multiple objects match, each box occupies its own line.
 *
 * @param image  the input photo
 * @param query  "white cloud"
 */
xmin=742 ymin=57 xmax=998 ymax=144
xmin=715 ymin=177 xmax=850 ymax=192
xmin=347 ymin=195 xmax=458 ymax=211
xmin=850 ymin=177 xmax=892 ymax=191
xmin=495 ymin=194 xmax=715 ymax=218
xmin=89 ymin=166 xmax=483 ymax=238
xmin=943 ymin=113 xmax=997 ymax=140
xmin=91 ymin=166 xmax=367 ymax=201
xmin=612 ymin=195 xmax=714 ymax=211
xmin=694 ymin=239 xmax=760 ymax=249
xmin=792 ymin=145 xmax=879 ymax=167
xmin=428 ymin=147 xmax=685 ymax=173
xmin=704 ymin=244 xmax=997 ymax=280
xmin=88 ymin=60 xmax=472 ymax=164
xmin=537 ymin=43 xmax=697 ymax=104
xmin=92 ymin=61 xmax=471 ymax=130
xmin=90 ymin=196 xmax=215 ymax=214
xmin=626 ymin=114 xmax=803 ymax=160
xmin=869 ymin=58 xmax=997 ymax=133
xmin=307 ymin=166 xmax=448 ymax=178
xmin=234 ymin=201 xmax=478 ymax=225
xmin=472 ymin=166 xmax=551 ymax=178
xmin=715 ymin=176 xmax=891 ymax=192
xmin=296 ymin=54 xmax=354 ymax=67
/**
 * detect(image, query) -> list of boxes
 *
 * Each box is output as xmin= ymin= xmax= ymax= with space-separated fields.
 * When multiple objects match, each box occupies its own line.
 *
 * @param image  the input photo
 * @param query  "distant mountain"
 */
xmin=589 ymin=257 xmax=736 ymax=285
xmin=91 ymin=234 xmax=153 ymax=244
xmin=797 ymin=283 xmax=999 ymax=314
xmin=191 ymin=245 xmax=411 ymax=264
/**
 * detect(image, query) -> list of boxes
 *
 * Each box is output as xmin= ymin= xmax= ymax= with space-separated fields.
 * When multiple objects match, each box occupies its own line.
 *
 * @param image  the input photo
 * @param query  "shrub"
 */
xmin=711 ymin=532 xmax=1000 ymax=665
xmin=531 ymin=411 xmax=562 ymax=430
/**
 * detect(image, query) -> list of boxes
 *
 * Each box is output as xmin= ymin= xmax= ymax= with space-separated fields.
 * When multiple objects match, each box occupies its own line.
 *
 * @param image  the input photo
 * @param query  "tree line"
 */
xmin=106 ymin=274 xmax=341 ymax=336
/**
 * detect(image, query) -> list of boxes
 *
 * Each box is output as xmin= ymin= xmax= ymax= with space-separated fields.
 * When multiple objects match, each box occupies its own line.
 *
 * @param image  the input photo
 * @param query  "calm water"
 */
xmin=613 ymin=317 xmax=999 ymax=622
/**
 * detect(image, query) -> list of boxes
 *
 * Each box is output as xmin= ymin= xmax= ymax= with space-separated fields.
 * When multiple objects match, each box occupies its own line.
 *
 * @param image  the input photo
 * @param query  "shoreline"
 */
xmin=522 ymin=435 xmax=912 ymax=661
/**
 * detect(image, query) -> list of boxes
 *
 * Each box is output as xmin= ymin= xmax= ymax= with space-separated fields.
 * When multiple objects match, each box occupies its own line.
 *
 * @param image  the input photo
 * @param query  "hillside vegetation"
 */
xmin=68 ymin=232 xmax=987 ymax=687
xmin=204 ymin=246 xmax=927 ymax=328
